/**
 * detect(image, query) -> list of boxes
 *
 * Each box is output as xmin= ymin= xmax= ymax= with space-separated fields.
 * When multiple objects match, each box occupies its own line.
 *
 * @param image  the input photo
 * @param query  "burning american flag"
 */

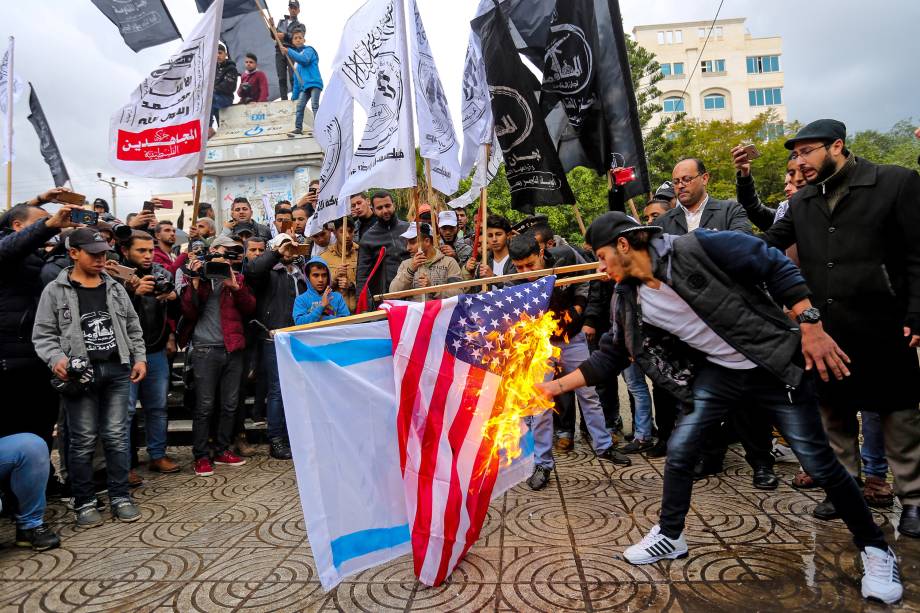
xmin=384 ymin=275 xmax=558 ymax=586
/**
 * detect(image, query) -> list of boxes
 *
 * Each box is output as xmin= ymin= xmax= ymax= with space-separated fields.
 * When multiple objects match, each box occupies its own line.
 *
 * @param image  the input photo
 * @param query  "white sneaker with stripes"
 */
xmin=861 ymin=546 xmax=902 ymax=604
xmin=624 ymin=525 xmax=688 ymax=564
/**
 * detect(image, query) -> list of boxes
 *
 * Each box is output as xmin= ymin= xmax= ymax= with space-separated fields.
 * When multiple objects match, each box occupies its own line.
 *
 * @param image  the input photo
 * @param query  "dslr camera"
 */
xmin=50 ymin=356 xmax=95 ymax=396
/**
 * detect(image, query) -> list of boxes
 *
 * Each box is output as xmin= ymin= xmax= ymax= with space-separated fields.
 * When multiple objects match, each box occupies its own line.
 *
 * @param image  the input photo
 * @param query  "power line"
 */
xmin=679 ymin=0 xmax=727 ymax=102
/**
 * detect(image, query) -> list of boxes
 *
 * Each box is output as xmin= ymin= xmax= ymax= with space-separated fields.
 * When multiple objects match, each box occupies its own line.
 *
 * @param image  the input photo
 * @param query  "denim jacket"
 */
xmin=32 ymin=268 xmax=147 ymax=369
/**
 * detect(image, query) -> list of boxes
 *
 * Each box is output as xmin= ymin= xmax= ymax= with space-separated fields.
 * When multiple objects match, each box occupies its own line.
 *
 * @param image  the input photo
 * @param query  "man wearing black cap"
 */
xmin=642 ymin=182 xmax=676 ymax=224
xmin=273 ymin=1 xmax=302 ymax=100
xmin=759 ymin=118 xmax=920 ymax=533
xmin=33 ymin=228 xmax=148 ymax=529
xmin=539 ymin=212 xmax=904 ymax=604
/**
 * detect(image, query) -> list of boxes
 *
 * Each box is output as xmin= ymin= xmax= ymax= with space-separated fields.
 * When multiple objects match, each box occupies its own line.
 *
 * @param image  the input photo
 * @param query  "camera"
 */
xmin=49 ymin=356 xmax=95 ymax=396
xmin=151 ymin=266 xmax=175 ymax=295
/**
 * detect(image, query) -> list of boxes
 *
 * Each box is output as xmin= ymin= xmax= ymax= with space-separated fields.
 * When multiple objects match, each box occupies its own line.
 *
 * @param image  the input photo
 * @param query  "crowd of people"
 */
xmin=209 ymin=0 xmax=324 ymax=138
xmin=0 ymin=118 xmax=917 ymax=604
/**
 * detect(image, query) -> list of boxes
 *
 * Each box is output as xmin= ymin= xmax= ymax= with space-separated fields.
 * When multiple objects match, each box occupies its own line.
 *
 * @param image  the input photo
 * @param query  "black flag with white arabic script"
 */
xmin=90 ymin=0 xmax=181 ymax=52
xmin=472 ymin=5 xmax=573 ymax=214
xmin=27 ymin=84 xmax=70 ymax=187
xmin=195 ymin=0 xmax=260 ymax=19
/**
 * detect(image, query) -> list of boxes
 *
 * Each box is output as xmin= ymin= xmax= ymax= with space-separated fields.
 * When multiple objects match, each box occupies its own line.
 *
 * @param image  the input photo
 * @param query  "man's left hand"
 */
xmin=130 ymin=362 xmax=147 ymax=384
xmin=906 ymin=327 xmax=920 ymax=349
xmin=801 ymin=323 xmax=850 ymax=382
xmin=225 ymin=272 xmax=240 ymax=291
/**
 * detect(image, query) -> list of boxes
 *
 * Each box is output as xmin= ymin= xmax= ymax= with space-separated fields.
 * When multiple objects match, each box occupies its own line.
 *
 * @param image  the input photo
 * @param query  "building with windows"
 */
xmin=633 ymin=18 xmax=785 ymax=132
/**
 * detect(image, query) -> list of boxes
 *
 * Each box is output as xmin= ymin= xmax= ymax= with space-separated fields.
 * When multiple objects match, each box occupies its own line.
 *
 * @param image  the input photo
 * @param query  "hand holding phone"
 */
xmin=70 ymin=209 xmax=99 ymax=226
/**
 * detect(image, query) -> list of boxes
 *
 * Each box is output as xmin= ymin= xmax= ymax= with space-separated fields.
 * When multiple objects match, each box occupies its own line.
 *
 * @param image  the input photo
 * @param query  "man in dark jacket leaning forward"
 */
xmin=539 ymin=212 xmax=903 ymax=605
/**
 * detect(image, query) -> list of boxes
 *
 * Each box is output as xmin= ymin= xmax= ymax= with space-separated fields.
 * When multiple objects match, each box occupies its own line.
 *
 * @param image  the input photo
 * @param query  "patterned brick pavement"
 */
xmin=0 ymin=442 xmax=918 ymax=612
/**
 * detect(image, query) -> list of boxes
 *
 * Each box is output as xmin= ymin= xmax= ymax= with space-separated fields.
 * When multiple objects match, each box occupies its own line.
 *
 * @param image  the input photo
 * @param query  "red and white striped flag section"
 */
xmin=384 ymin=275 xmax=555 ymax=586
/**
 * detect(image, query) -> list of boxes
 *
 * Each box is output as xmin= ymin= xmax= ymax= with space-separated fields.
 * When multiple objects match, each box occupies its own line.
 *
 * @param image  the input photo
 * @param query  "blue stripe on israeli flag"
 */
xmin=290 ymin=337 xmax=392 ymax=367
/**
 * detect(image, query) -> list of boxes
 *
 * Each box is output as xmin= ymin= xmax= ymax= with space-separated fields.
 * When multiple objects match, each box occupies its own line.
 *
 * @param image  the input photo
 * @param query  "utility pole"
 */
xmin=96 ymin=173 xmax=128 ymax=218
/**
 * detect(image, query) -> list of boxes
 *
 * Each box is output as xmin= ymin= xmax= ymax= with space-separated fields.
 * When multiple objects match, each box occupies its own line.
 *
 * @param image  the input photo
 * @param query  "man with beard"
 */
xmin=759 ymin=119 xmax=920 ymax=534
xmin=356 ymin=191 xmax=408 ymax=308
xmin=435 ymin=210 xmax=471 ymax=267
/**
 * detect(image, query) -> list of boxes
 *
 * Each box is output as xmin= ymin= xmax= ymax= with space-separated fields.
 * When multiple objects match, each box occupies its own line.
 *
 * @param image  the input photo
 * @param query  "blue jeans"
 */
xmin=295 ymin=87 xmax=321 ymax=130
xmin=623 ymin=363 xmax=653 ymax=441
xmin=660 ymin=363 xmax=886 ymax=551
xmin=63 ymin=361 xmax=132 ymax=507
xmin=0 ymin=433 xmax=49 ymax=529
xmin=860 ymin=411 xmax=889 ymax=479
xmin=262 ymin=341 xmax=288 ymax=440
xmin=127 ymin=350 xmax=170 ymax=460
xmin=529 ymin=333 xmax=612 ymax=468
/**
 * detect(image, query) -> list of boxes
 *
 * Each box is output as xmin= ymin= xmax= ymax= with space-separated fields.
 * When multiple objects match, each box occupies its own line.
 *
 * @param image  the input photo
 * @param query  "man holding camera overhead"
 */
xmin=178 ymin=235 xmax=256 ymax=477
xmin=115 ymin=231 xmax=181 ymax=476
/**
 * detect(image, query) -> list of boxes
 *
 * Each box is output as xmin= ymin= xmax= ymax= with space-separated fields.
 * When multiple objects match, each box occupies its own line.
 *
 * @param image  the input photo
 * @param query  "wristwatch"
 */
xmin=795 ymin=307 xmax=821 ymax=325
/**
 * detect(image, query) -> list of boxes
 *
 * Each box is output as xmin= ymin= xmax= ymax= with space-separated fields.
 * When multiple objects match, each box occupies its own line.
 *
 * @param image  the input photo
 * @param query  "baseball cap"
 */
xmin=289 ymin=0 xmax=300 ymax=6
xmin=585 ymin=212 xmax=661 ymax=252
xmin=211 ymin=235 xmax=243 ymax=250
xmin=437 ymin=210 xmax=458 ymax=227
xmin=400 ymin=223 xmax=432 ymax=240
xmin=650 ymin=181 xmax=675 ymax=203
xmin=68 ymin=228 xmax=113 ymax=254
xmin=511 ymin=215 xmax=549 ymax=235
xmin=232 ymin=221 xmax=256 ymax=237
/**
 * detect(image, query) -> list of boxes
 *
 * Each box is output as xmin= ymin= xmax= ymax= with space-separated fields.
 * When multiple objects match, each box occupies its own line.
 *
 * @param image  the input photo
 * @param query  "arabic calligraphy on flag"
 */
xmin=109 ymin=0 xmax=223 ymax=178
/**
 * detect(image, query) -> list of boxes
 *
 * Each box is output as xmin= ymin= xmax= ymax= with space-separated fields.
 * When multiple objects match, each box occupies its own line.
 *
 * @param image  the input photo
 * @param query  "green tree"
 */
xmin=848 ymin=119 xmax=919 ymax=169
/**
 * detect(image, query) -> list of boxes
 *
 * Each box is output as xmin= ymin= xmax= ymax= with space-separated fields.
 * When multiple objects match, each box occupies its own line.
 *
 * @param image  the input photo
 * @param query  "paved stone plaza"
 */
xmin=0 ymin=442 xmax=918 ymax=612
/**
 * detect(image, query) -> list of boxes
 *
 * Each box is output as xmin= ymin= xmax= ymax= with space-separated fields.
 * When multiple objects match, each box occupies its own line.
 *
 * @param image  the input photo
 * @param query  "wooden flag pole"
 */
xmin=274 ymin=269 xmax=607 ymax=335
xmin=627 ymin=198 xmax=641 ymax=222
xmin=424 ymin=159 xmax=439 ymax=248
xmin=479 ymin=143 xmax=490 ymax=292
xmin=409 ymin=187 xmax=426 ymax=303
xmin=572 ymin=203 xmax=587 ymax=235
xmin=191 ymin=168 xmax=204 ymax=226
xmin=252 ymin=0 xmax=303 ymax=90
xmin=5 ymin=37 xmax=13 ymax=210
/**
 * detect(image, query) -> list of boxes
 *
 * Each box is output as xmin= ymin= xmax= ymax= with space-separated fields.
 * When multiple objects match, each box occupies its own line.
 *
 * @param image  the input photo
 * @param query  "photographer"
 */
xmin=237 ymin=53 xmax=268 ymax=104
xmin=0 ymin=192 xmax=79 ymax=451
xmin=245 ymin=233 xmax=310 ymax=460
xmin=32 ymin=228 xmax=147 ymax=528
xmin=178 ymin=236 xmax=256 ymax=477
xmin=117 ymin=231 xmax=180 ymax=475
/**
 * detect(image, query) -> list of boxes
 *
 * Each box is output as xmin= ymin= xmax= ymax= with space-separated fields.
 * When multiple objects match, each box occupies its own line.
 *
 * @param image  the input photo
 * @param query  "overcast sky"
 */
xmin=2 ymin=0 xmax=918 ymax=213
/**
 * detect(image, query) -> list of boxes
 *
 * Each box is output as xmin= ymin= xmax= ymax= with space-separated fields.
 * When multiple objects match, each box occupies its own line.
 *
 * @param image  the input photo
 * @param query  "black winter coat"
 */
xmin=762 ymin=157 xmax=920 ymax=413
xmin=244 ymin=250 xmax=309 ymax=338
xmin=0 ymin=220 xmax=58 ymax=367
xmin=356 ymin=216 xmax=409 ymax=307
xmin=214 ymin=60 xmax=240 ymax=97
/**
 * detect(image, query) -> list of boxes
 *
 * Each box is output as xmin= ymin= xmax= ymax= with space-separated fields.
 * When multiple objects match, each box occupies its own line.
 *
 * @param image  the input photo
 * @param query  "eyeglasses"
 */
xmin=671 ymin=174 xmax=701 ymax=186
xmin=790 ymin=143 xmax=829 ymax=161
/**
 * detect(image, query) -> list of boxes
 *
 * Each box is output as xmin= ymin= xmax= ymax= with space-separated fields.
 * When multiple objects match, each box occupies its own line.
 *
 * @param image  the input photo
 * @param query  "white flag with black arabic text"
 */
xmin=0 ymin=39 xmax=24 ymax=165
xmin=307 ymin=76 xmax=354 ymax=236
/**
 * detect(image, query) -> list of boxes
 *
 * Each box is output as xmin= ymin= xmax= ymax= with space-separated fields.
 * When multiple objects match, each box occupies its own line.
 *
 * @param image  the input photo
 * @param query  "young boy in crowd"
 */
xmin=33 ymin=228 xmax=147 ymax=528
xmin=292 ymin=258 xmax=349 ymax=324
xmin=286 ymin=29 xmax=323 ymax=136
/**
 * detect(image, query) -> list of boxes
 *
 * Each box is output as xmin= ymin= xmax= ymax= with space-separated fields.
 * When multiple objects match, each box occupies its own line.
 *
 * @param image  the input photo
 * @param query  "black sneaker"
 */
xmin=286 ymin=129 xmax=303 ymax=137
xmin=646 ymin=441 xmax=668 ymax=458
xmin=15 ymin=524 xmax=61 ymax=552
xmin=620 ymin=439 xmax=653 ymax=454
xmin=110 ymin=497 xmax=141 ymax=522
xmin=752 ymin=466 xmax=779 ymax=490
xmin=270 ymin=437 xmax=293 ymax=460
xmin=597 ymin=447 xmax=632 ymax=466
xmin=813 ymin=496 xmax=840 ymax=520
xmin=527 ymin=466 xmax=552 ymax=491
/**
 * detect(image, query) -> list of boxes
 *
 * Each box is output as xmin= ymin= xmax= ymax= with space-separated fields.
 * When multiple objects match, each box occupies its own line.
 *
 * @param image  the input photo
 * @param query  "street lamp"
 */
xmin=96 ymin=173 xmax=129 ymax=218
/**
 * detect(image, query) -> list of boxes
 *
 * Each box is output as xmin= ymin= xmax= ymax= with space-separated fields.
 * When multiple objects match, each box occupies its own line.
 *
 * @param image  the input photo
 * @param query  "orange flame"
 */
xmin=480 ymin=311 xmax=562 ymax=468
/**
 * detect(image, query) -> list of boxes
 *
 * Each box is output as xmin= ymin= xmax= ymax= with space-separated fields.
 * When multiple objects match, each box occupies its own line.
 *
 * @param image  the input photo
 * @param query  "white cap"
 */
xmin=269 ymin=232 xmax=294 ymax=249
xmin=438 ymin=210 xmax=458 ymax=227
xmin=400 ymin=223 xmax=432 ymax=240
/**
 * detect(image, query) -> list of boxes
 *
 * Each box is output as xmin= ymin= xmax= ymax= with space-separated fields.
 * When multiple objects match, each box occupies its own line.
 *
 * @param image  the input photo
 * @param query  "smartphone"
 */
xmin=55 ymin=191 xmax=86 ymax=206
xmin=204 ymin=261 xmax=232 ymax=279
xmin=291 ymin=244 xmax=311 ymax=256
xmin=70 ymin=209 xmax=99 ymax=225
xmin=279 ymin=220 xmax=293 ymax=234
xmin=108 ymin=264 xmax=135 ymax=281
xmin=308 ymin=187 xmax=317 ymax=196
xmin=156 ymin=199 xmax=173 ymax=209
xmin=142 ymin=201 xmax=157 ymax=212
xmin=741 ymin=143 xmax=762 ymax=160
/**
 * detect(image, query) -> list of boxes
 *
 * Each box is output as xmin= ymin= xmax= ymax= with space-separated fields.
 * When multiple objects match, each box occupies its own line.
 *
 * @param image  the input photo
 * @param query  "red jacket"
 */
xmin=178 ymin=272 xmax=256 ymax=352
xmin=153 ymin=247 xmax=189 ymax=275
xmin=238 ymin=70 xmax=269 ymax=104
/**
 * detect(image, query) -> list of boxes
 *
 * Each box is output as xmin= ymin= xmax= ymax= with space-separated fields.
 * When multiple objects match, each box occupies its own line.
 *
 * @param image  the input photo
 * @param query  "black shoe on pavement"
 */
xmin=692 ymin=458 xmax=723 ymax=481
xmin=270 ymin=437 xmax=293 ymax=460
xmin=620 ymin=439 xmax=653 ymax=454
xmin=813 ymin=496 xmax=840 ymax=520
xmin=15 ymin=524 xmax=61 ymax=551
xmin=646 ymin=441 xmax=667 ymax=458
xmin=752 ymin=466 xmax=779 ymax=490
xmin=527 ymin=466 xmax=552 ymax=491
xmin=899 ymin=505 xmax=920 ymax=537
xmin=597 ymin=447 xmax=632 ymax=466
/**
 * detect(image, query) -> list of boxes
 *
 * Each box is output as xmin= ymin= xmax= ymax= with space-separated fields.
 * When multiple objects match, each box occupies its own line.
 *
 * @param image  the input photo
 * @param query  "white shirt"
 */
xmin=637 ymin=281 xmax=757 ymax=370
xmin=493 ymin=254 xmax=509 ymax=276
xmin=679 ymin=195 xmax=710 ymax=232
